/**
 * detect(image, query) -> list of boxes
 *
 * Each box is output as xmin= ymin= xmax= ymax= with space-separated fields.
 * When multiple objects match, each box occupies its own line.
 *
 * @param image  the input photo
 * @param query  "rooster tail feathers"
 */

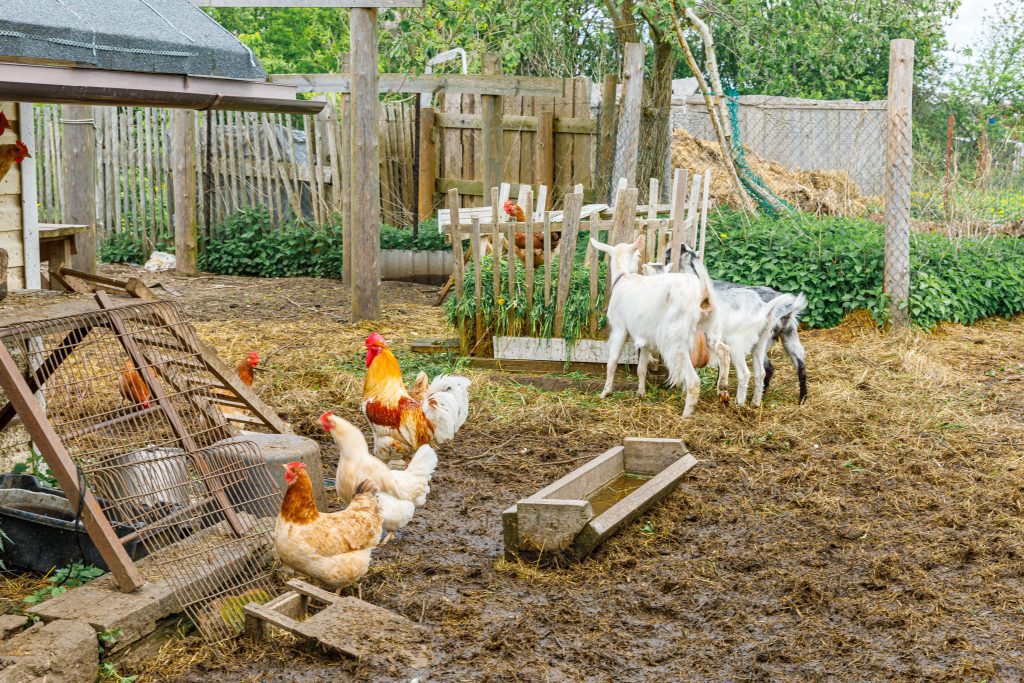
xmin=406 ymin=444 xmax=438 ymax=479
xmin=422 ymin=375 xmax=471 ymax=444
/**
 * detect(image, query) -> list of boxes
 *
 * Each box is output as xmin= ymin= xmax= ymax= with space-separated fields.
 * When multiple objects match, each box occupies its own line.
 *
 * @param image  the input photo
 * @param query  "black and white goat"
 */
xmin=590 ymin=237 xmax=729 ymax=417
xmin=660 ymin=245 xmax=809 ymax=404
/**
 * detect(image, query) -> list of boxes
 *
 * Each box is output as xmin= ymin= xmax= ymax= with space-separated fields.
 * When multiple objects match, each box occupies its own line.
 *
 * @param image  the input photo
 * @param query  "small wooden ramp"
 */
xmin=244 ymin=579 xmax=432 ymax=669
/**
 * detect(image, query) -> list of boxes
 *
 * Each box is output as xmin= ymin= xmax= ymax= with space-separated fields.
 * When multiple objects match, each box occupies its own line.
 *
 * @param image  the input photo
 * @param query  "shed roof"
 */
xmin=0 ymin=0 xmax=265 ymax=80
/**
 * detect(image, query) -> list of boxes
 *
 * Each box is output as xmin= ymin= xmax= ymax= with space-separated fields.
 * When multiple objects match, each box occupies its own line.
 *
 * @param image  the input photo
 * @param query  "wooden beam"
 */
xmin=433 ymin=113 xmax=596 ymax=134
xmin=172 ymin=109 xmax=198 ymax=276
xmin=884 ymin=38 xmax=914 ymax=328
xmin=535 ymin=113 xmax=554 ymax=207
xmin=417 ymin=107 xmax=436 ymax=220
xmin=596 ymin=75 xmax=618 ymax=203
xmin=270 ymin=73 xmax=563 ymax=97
xmin=0 ymin=344 xmax=145 ymax=593
xmin=350 ymin=8 xmax=381 ymax=320
xmin=62 ymin=105 xmax=97 ymax=274
xmin=613 ymin=43 xmax=645 ymax=189
xmin=480 ymin=54 xmax=503 ymax=207
xmin=434 ymin=178 xmax=594 ymax=202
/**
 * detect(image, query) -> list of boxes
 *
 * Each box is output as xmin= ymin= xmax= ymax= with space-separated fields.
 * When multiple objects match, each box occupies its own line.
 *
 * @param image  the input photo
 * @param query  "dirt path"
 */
xmin=104 ymin=265 xmax=1024 ymax=682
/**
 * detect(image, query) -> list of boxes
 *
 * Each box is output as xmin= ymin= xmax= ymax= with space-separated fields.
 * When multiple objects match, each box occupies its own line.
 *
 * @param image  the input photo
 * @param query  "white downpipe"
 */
xmin=19 ymin=101 xmax=40 ymax=290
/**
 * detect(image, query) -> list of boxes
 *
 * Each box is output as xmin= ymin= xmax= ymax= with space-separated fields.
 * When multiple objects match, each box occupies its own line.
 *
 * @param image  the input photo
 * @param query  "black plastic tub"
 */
xmin=0 ymin=473 xmax=148 ymax=573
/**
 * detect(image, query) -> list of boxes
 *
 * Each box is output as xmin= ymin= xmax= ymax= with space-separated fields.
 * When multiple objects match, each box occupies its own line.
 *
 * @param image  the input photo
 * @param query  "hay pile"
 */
xmin=671 ymin=129 xmax=882 ymax=217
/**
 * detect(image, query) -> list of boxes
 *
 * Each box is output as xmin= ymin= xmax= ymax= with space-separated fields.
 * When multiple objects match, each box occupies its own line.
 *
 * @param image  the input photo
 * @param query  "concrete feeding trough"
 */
xmin=503 ymin=438 xmax=697 ymax=562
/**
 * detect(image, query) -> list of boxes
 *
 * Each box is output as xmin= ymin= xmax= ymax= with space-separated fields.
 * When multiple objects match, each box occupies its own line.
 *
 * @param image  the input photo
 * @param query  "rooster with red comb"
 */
xmin=361 ymin=332 xmax=470 ymax=464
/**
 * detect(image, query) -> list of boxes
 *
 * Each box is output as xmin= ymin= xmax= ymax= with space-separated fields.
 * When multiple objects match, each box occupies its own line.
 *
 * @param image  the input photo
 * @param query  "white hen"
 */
xmin=321 ymin=412 xmax=438 ymax=532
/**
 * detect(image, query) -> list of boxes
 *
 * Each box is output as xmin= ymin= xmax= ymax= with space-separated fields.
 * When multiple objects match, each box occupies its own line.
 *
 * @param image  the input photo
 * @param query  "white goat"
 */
xmin=663 ymin=244 xmax=809 ymax=404
xmin=591 ymin=237 xmax=728 ymax=417
xmin=645 ymin=251 xmax=802 ymax=407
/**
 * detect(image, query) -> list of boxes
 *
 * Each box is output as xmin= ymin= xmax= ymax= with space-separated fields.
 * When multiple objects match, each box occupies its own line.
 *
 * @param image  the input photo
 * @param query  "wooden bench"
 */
xmin=39 ymin=223 xmax=91 ymax=291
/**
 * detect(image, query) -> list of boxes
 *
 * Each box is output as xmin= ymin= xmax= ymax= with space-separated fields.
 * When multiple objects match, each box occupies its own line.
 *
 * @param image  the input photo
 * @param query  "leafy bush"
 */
xmin=704 ymin=210 xmax=1024 ymax=329
xmin=200 ymin=207 xmax=344 ymax=278
xmin=445 ymin=210 xmax=1024 ymax=334
xmin=99 ymin=233 xmax=146 ymax=265
xmin=197 ymin=209 xmax=448 ymax=278
xmin=380 ymin=220 xmax=448 ymax=251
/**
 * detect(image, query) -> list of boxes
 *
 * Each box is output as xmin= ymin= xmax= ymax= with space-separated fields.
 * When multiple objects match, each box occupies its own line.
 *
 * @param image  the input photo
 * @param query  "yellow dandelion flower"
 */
xmin=720 ymin=232 xmax=728 ymax=239
xmin=497 ymin=297 xmax=505 ymax=306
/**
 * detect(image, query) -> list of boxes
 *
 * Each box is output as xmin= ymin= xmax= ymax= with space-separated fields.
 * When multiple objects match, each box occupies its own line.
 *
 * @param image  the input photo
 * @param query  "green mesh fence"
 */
xmin=726 ymin=88 xmax=794 ymax=216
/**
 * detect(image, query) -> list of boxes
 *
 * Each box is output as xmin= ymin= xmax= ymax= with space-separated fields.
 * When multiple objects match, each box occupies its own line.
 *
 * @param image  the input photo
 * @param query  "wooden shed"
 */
xmin=0 ymin=0 xmax=322 ymax=291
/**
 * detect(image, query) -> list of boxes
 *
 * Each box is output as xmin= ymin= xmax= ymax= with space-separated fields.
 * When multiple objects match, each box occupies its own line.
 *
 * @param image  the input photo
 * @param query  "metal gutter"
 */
xmin=0 ymin=62 xmax=323 ymax=114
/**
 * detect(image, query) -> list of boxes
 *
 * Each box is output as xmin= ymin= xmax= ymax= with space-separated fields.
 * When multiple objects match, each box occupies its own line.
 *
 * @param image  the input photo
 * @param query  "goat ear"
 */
xmin=590 ymin=237 xmax=612 ymax=254
xmin=631 ymin=236 xmax=644 ymax=252
xmin=665 ymin=263 xmax=675 ymax=273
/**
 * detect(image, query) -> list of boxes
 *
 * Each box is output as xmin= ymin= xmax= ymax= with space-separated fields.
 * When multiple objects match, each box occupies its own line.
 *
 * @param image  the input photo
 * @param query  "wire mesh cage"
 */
xmin=0 ymin=300 xmax=283 ymax=642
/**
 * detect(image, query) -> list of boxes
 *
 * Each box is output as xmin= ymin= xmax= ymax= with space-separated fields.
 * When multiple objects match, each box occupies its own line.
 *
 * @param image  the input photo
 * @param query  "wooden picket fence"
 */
xmin=446 ymin=169 xmax=712 ymax=354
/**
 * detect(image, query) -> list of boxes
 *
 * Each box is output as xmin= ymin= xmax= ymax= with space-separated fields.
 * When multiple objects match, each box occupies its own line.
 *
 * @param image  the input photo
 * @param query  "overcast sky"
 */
xmin=944 ymin=0 xmax=990 ymax=65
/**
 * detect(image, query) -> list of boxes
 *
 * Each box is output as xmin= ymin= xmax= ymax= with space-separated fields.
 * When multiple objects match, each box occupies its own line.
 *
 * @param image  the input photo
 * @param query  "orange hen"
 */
xmin=118 ymin=360 xmax=156 ymax=409
xmin=273 ymin=462 xmax=382 ymax=590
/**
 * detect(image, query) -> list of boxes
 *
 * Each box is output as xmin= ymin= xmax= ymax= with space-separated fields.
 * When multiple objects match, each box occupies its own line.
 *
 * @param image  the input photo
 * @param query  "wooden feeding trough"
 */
xmin=503 ymin=438 xmax=697 ymax=562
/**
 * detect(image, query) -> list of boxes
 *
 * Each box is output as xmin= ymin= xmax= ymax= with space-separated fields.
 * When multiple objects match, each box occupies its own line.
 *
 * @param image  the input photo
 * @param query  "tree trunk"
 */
xmin=637 ymin=40 xmax=674 ymax=203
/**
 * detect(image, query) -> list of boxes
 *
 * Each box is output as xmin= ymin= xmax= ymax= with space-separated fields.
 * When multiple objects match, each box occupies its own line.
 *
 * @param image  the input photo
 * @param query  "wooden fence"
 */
xmin=447 ymin=170 xmax=711 ymax=354
xmin=32 ymin=77 xmax=599 ymax=248
xmin=430 ymin=77 xmax=595 ymax=210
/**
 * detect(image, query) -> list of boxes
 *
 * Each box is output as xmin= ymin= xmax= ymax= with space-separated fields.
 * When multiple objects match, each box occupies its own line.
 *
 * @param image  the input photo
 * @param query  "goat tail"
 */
xmin=776 ymin=292 xmax=808 ymax=324
xmin=759 ymin=294 xmax=799 ymax=338
xmin=663 ymin=283 xmax=702 ymax=389
xmin=686 ymin=251 xmax=716 ymax=315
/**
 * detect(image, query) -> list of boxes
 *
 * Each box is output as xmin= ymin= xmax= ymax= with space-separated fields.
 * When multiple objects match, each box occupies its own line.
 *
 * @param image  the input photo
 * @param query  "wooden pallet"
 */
xmin=244 ymin=579 xmax=432 ymax=669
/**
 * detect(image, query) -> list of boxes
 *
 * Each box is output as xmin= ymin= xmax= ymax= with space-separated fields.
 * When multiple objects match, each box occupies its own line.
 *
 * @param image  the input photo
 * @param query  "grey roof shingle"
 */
xmin=0 ymin=0 xmax=266 ymax=80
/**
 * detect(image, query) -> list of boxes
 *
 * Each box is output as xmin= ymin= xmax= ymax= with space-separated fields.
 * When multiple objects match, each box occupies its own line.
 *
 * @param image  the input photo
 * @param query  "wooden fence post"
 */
xmin=418 ymin=107 xmax=436 ymax=220
xmin=172 ymin=109 xmax=198 ymax=277
xmin=535 ymin=112 xmax=554 ymax=207
xmin=480 ymin=53 xmax=503 ymax=206
xmin=61 ymin=105 xmax=97 ymax=274
xmin=597 ymin=75 xmax=618 ymax=203
xmin=613 ymin=43 xmax=645 ymax=193
xmin=350 ymin=10 xmax=381 ymax=320
xmin=883 ymin=38 xmax=914 ymax=327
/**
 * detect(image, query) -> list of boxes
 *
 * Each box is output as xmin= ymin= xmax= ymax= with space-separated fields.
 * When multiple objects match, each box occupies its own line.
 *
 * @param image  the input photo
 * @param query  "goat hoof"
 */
xmin=600 ymin=390 xmax=611 ymax=399
xmin=637 ymin=391 xmax=646 ymax=399
xmin=718 ymin=392 xmax=731 ymax=405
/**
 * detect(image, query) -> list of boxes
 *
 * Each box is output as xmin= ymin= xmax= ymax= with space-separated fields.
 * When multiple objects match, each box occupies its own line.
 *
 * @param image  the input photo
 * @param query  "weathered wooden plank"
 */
xmin=417 ymin=106 xmax=435 ymax=219
xmin=62 ymin=104 xmax=97 ymax=273
xmin=623 ymin=437 xmax=689 ymax=477
xmin=434 ymin=112 xmax=596 ymax=134
xmin=172 ymin=109 xmax=198 ymax=276
xmin=516 ymin=498 xmax=593 ymax=552
xmin=596 ymin=74 xmax=618 ymax=203
xmin=613 ymin=43 xmax=645 ymax=188
xmin=435 ymin=177 xmax=594 ymax=202
xmin=271 ymin=72 xmax=563 ymax=97
xmin=350 ymin=8 xmax=381 ymax=320
xmin=552 ymin=192 xmax=583 ymax=337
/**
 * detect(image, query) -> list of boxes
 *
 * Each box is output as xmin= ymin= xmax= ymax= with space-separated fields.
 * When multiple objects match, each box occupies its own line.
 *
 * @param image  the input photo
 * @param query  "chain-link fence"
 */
xmin=669 ymin=93 xmax=888 ymax=216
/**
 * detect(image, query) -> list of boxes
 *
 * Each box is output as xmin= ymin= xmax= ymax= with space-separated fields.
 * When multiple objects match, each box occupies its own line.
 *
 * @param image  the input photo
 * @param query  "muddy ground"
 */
xmin=95 ymin=265 xmax=1024 ymax=682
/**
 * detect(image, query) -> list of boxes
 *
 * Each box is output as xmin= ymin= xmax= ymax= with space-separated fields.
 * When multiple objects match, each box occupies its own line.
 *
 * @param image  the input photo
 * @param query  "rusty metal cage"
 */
xmin=0 ymin=299 xmax=282 ymax=642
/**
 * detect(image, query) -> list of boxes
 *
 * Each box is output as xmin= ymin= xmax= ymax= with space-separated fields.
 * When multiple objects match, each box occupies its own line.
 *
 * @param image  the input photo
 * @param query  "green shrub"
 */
xmin=98 ymin=233 xmax=146 ymax=265
xmin=445 ymin=210 xmax=1024 ymax=333
xmin=704 ymin=210 xmax=1024 ymax=329
xmin=200 ymin=207 xmax=344 ymax=278
xmin=380 ymin=220 xmax=448 ymax=251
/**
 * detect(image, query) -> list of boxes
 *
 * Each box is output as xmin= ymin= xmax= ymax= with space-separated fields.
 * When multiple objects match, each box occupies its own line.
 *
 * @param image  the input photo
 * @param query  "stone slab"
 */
xmin=0 ymin=619 xmax=97 ymax=683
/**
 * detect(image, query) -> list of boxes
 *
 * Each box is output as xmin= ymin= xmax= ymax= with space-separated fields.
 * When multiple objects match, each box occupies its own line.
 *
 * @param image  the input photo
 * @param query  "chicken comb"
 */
xmin=502 ymin=199 xmax=515 ymax=212
xmin=365 ymin=331 xmax=386 ymax=348
xmin=246 ymin=351 xmax=260 ymax=365
xmin=15 ymin=140 xmax=29 ymax=158
xmin=319 ymin=411 xmax=334 ymax=432
xmin=0 ymin=113 xmax=9 ymax=136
